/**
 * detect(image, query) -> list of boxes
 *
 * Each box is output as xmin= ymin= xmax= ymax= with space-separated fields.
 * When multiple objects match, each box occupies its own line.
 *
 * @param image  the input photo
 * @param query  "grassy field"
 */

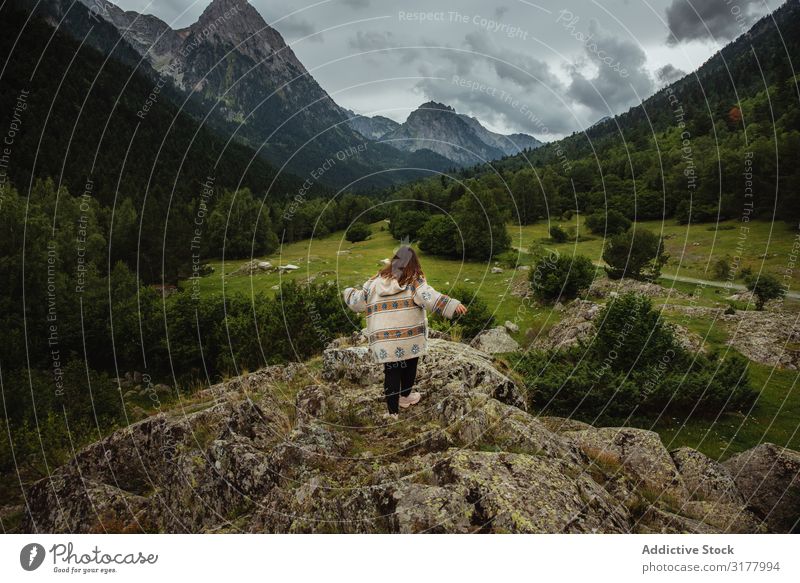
xmin=194 ymin=217 xmax=800 ymax=304
xmin=515 ymin=216 xmax=800 ymax=286
xmin=192 ymin=220 xmax=544 ymax=331
xmin=184 ymin=218 xmax=800 ymax=459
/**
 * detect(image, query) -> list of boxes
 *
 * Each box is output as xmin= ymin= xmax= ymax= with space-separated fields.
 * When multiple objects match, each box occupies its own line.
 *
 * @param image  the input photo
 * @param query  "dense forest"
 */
xmin=0 ymin=8 xmax=364 ymax=476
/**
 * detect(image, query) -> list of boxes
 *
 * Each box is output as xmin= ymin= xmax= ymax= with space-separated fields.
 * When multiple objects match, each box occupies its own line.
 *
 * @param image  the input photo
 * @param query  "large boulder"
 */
xmin=670 ymin=447 xmax=744 ymax=504
xmin=723 ymin=443 xmax=800 ymax=533
xmin=534 ymin=300 xmax=599 ymax=350
xmin=20 ymin=335 xmax=799 ymax=534
xmin=567 ymin=427 xmax=688 ymax=502
xmin=321 ymin=345 xmax=381 ymax=385
xmin=419 ymin=339 xmax=526 ymax=410
xmin=470 ymin=327 xmax=520 ymax=354
xmin=392 ymin=450 xmax=631 ymax=533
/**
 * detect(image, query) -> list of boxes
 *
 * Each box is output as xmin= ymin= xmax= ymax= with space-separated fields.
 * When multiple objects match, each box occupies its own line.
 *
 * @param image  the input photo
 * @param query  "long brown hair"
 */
xmin=378 ymin=246 xmax=424 ymax=286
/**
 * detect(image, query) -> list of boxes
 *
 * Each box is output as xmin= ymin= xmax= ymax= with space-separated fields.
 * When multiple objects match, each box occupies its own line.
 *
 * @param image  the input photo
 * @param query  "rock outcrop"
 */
xmin=723 ymin=444 xmax=800 ymax=533
xmin=469 ymin=327 xmax=521 ymax=354
xmin=21 ymin=338 xmax=799 ymax=534
xmin=667 ymin=305 xmax=800 ymax=369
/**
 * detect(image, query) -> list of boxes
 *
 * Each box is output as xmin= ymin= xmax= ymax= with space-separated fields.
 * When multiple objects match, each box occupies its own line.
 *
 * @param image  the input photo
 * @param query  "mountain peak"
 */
xmin=186 ymin=0 xmax=292 ymax=62
xmin=417 ymin=101 xmax=456 ymax=113
xmin=370 ymin=101 xmax=541 ymax=166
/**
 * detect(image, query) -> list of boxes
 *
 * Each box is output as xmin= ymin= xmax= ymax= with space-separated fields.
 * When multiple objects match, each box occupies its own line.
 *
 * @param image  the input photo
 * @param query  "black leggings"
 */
xmin=383 ymin=357 xmax=419 ymax=414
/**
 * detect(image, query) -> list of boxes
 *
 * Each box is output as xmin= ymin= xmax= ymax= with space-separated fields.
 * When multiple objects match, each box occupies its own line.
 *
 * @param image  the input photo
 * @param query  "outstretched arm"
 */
xmin=342 ymin=279 xmax=372 ymax=313
xmin=412 ymin=279 xmax=465 ymax=319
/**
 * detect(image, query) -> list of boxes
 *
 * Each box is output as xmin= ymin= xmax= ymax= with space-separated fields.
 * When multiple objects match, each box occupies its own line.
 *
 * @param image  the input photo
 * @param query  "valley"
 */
xmin=183 ymin=217 xmax=800 ymax=458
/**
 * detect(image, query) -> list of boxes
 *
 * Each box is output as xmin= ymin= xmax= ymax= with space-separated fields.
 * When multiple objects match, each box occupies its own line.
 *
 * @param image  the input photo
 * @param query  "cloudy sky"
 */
xmin=116 ymin=0 xmax=785 ymax=139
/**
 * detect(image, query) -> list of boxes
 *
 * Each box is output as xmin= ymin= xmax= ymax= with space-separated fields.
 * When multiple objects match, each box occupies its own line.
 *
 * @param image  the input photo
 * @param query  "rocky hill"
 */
xmin=23 ymin=337 xmax=799 ymax=533
xmin=345 ymin=111 xmax=401 ymax=141
xmin=379 ymin=102 xmax=542 ymax=167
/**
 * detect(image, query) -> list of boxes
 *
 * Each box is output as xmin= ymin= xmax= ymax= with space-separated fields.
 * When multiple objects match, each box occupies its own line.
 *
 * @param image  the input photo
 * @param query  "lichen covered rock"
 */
xmin=19 ymin=338 xmax=800 ymax=534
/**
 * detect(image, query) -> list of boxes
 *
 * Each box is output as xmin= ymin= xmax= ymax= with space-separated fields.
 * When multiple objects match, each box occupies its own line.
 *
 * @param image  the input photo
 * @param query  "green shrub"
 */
xmin=418 ymin=215 xmax=458 ymax=256
xmin=585 ymin=210 xmax=631 ymax=235
xmin=592 ymin=294 xmax=678 ymax=371
xmin=345 ymin=222 xmax=371 ymax=243
xmin=515 ymin=293 xmax=756 ymax=418
xmin=712 ymin=256 xmax=731 ymax=280
xmin=549 ymin=225 xmax=569 ymax=243
xmin=603 ymin=229 xmax=668 ymax=280
xmin=452 ymin=190 xmax=511 ymax=260
xmin=745 ymin=273 xmax=786 ymax=310
xmin=530 ymin=253 xmax=596 ymax=302
xmin=495 ymin=249 xmax=531 ymax=269
xmin=389 ymin=210 xmax=429 ymax=241
xmin=430 ymin=285 xmax=494 ymax=339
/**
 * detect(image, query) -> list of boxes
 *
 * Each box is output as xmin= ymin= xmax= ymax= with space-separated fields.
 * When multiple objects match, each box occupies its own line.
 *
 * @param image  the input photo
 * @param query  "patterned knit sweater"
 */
xmin=343 ymin=274 xmax=461 ymax=363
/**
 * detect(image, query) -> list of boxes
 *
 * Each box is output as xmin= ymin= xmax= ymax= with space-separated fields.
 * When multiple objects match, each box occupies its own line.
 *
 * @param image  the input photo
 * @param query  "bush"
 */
xmin=745 ymin=273 xmax=786 ymax=310
xmin=603 ymin=229 xmax=668 ymax=280
xmin=592 ymin=293 xmax=678 ymax=372
xmin=345 ymin=222 xmax=371 ymax=243
xmin=430 ymin=285 xmax=494 ymax=339
xmin=515 ymin=293 xmax=756 ymax=418
xmin=712 ymin=256 xmax=731 ymax=280
xmin=549 ymin=225 xmax=569 ymax=243
xmin=389 ymin=210 xmax=429 ymax=241
xmin=530 ymin=253 xmax=596 ymax=302
xmin=418 ymin=215 xmax=458 ymax=256
xmin=585 ymin=210 xmax=631 ymax=235
xmin=165 ymin=281 xmax=354 ymax=378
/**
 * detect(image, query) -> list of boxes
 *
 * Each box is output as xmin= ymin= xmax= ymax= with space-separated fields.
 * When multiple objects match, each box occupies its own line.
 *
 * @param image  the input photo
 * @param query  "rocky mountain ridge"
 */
xmin=23 ymin=337 xmax=799 ymax=533
xmin=370 ymin=101 xmax=542 ymax=167
xmin=75 ymin=0 xmax=541 ymax=171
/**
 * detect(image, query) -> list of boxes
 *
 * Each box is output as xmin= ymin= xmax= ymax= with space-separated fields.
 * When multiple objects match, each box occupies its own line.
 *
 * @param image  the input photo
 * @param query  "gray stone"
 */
xmin=671 ymin=447 xmax=743 ymax=504
xmin=568 ymin=427 xmax=688 ymax=502
xmin=723 ymin=443 xmax=800 ymax=533
xmin=19 ymin=336 xmax=798 ymax=534
xmin=469 ymin=327 xmax=520 ymax=354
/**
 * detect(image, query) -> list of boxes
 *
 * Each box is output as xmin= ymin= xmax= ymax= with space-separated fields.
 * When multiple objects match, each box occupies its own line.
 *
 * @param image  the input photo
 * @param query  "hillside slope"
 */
xmin=23 ymin=337 xmax=800 ymax=533
xmin=31 ymin=0 xmax=455 ymax=187
xmin=462 ymin=0 xmax=800 ymax=221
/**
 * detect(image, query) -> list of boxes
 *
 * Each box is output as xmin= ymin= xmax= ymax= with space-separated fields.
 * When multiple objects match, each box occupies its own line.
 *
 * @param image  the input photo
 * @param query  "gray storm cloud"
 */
xmin=656 ymin=63 xmax=688 ymax=85
xmin=112 ymin=0 xmax=783 ymax=137
xmin=566 ymin=20 xmax=654 ymax=119
xmin=665 ymin=0 xmax=768 ymax=45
